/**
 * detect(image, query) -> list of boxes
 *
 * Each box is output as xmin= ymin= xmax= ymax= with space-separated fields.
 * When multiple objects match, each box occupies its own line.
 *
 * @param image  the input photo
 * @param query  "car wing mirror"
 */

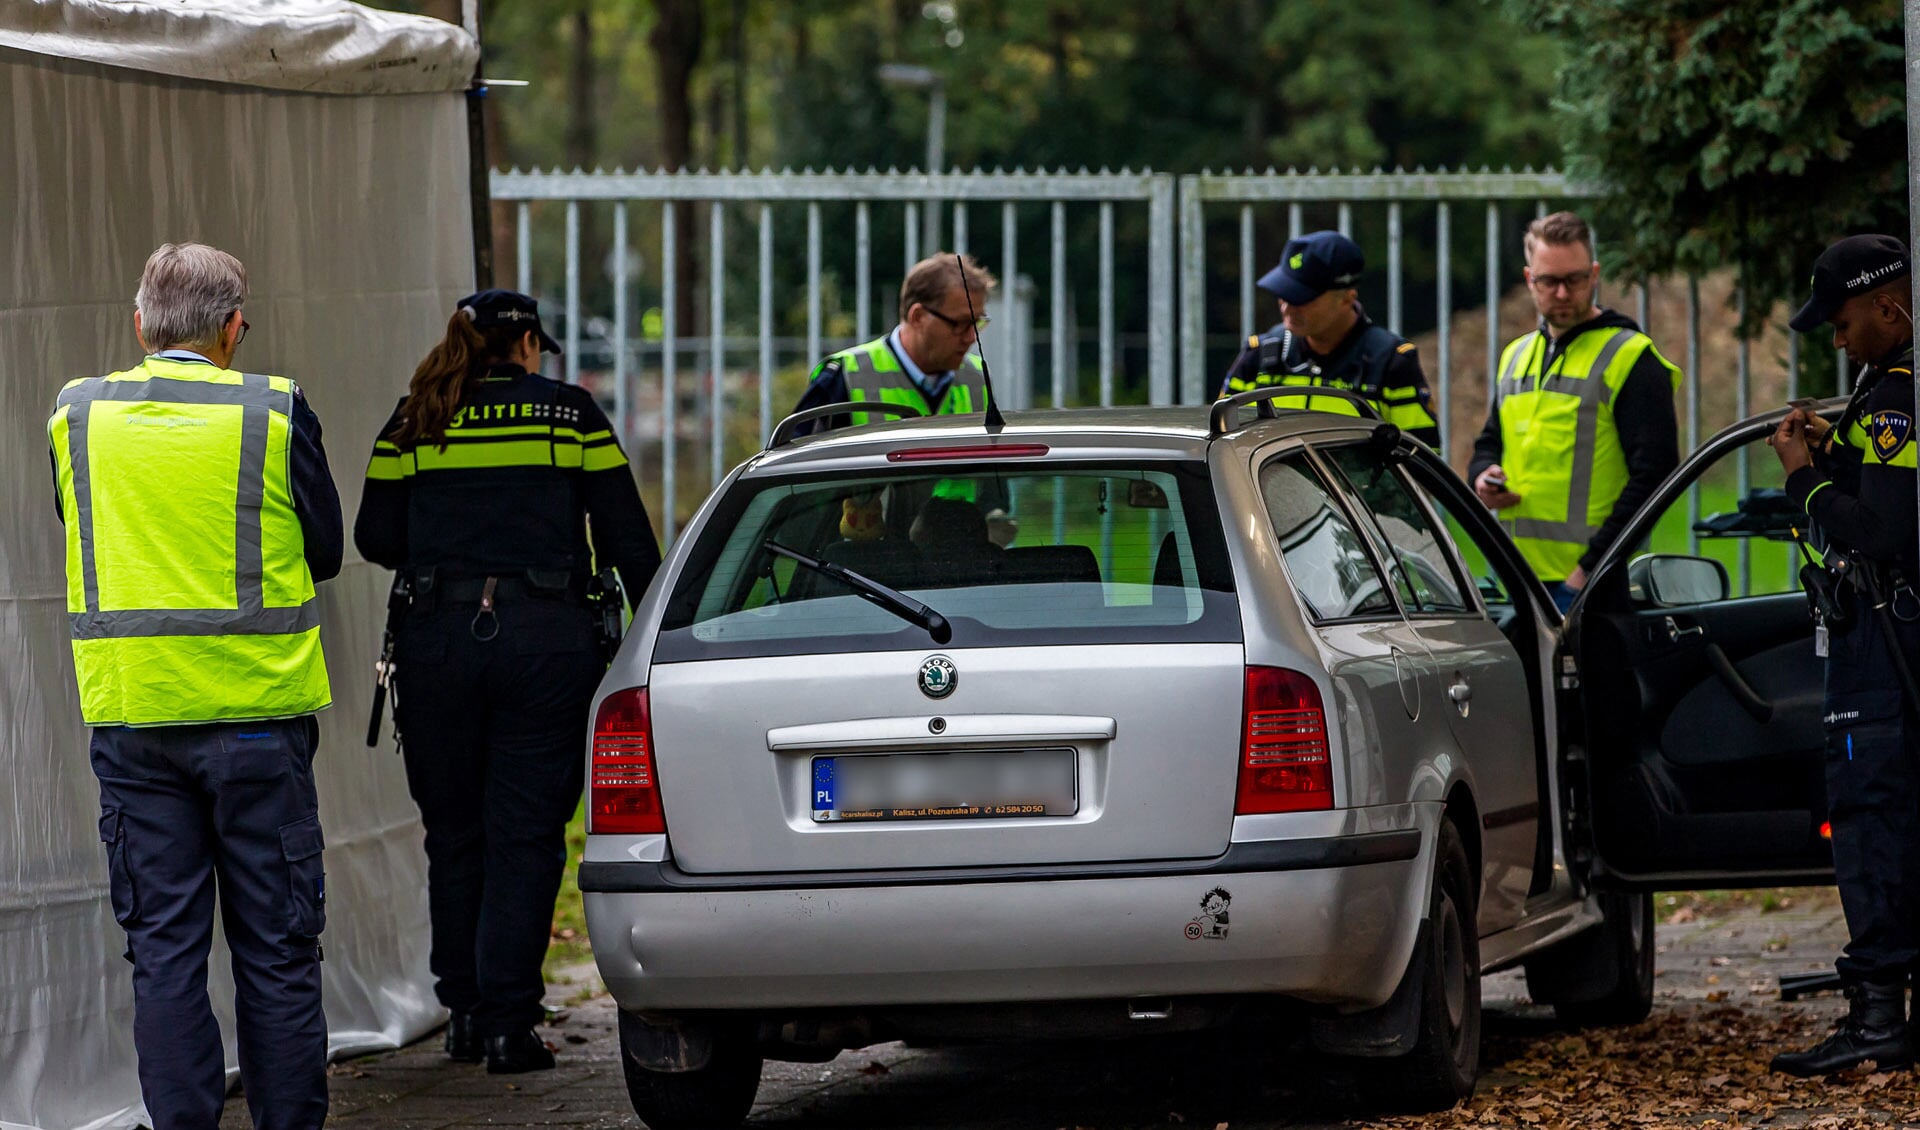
xmin=1628 ymin=553 xmax=1730 ymax=607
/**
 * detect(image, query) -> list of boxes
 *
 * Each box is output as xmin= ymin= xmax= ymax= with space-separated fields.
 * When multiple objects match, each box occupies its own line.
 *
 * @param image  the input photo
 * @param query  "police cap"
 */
xmin=1257 ymin=231 xmax=1364 ymax=305
xmin=1789 ymin=234 xmax=1911 ymax=333
xmin=458 ymin=289 xmax=563 ymax=355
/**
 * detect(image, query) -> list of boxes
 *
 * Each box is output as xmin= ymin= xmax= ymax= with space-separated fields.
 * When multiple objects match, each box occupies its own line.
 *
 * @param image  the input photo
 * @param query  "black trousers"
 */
xmin=1824 ymin=599 xmax=1920 ymax=985
xmin=393 ymin=597 xmax=601 ymax=1036
xmin=91 ymin=717 xmax=328 ymax=1130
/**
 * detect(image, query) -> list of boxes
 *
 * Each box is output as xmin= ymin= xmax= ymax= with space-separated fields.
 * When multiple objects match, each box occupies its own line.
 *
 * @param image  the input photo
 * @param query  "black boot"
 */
xmin=444 ymin=1011 xmax=482 ymax=1063
xmin=485 ymin=1029 xmax=557 ymax=1074
xmin=1771 ymin=981 xmax=1912 ymax=1076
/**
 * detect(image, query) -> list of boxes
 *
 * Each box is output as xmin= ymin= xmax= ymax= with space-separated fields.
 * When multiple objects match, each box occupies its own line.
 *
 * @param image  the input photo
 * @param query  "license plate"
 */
xmin=811 ymin=748 xmax=1077 ymax=822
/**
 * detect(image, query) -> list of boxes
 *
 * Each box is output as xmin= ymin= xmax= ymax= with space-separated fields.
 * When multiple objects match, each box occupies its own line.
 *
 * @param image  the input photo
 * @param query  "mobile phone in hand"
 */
xmin=1787 ymin=397 xmax=1819 ymax=410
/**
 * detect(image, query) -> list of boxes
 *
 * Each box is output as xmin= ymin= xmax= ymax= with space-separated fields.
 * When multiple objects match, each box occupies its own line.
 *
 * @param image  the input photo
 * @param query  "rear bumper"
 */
xmin=582 ymin=811 xmax=1435 ymax=1014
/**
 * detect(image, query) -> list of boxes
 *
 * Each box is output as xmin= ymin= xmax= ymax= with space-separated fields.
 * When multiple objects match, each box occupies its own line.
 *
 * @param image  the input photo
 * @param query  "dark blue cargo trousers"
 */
xmin=91 ymin=716 xmax=328 ymax=1130
xmin=1823 ymin=604 xmax=1920 ymax=986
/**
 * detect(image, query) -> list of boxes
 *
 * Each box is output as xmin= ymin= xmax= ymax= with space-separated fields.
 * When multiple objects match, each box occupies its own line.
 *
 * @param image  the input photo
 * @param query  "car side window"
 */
xmin=1320 ymin=447 xmax=1474 ymax=615
xmin=1258 ymin=456 xmax=1397 ymax=621
xmin=1400 ymin=472 xmax=1516 ymax=614
xmin=1633 ymin=433 xmax=1805 ymax=600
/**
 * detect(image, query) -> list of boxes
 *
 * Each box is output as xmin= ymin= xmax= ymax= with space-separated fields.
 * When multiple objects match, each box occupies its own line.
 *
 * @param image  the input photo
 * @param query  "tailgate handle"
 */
xmin=768 ymin=714 xmax=1117 ymax=751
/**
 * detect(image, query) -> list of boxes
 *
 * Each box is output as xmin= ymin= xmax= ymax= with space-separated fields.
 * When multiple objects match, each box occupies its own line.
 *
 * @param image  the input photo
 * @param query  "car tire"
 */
xmin=1383 ymin=817 xmax=1481 ymax=1112
xmin=1527 ymin=890 xmax=1655 ymax=1028
xmin=619 ymin=1026 xmax=763 ymax=1130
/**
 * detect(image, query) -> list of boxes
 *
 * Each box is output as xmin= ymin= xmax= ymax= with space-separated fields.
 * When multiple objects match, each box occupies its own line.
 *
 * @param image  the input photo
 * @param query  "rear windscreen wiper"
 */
xmin=763 ymin=541 xmax=952 ymax=645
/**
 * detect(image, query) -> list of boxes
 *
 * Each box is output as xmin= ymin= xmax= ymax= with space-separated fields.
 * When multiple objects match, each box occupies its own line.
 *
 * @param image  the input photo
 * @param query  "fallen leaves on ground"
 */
xmin=1367 ymin=1002 xmax=1920 ymax=1130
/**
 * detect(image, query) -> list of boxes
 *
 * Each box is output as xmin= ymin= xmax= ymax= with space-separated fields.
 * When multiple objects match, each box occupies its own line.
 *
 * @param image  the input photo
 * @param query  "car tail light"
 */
xmin=1235 ymin=666 xmax=1333 ymax=814
xmin=591 ymin=687 xmax=664 ymax=834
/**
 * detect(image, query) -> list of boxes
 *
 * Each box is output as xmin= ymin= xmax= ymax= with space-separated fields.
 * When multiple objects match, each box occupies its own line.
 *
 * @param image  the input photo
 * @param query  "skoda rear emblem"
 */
xmin=919 ymin=655 xmax=957 ymax=699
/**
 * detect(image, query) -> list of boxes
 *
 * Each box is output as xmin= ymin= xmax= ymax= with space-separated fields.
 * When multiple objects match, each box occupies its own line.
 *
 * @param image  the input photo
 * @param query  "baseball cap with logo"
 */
xmin=1788 ymin=234 xmax=1911 ymax=333
xmin=458 ymin=288 xmax=563 ymax=354
xmin=1256 ymin=230 xmax=1365 ymax=305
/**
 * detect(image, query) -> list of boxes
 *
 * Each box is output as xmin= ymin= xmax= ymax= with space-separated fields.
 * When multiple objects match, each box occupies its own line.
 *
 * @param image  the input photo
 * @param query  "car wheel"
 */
xmin=1384 ymin=817 xmax=1481 ymax=1112
xmin=619 ymin=1024 xmax=763 ymax=1130
xmin=1526 ymin=890 xmax=1655 ymax=1028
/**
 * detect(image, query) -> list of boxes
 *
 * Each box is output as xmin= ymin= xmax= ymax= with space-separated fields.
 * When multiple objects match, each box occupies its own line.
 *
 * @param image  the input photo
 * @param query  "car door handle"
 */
xmin=1447 ymin=677 xmax=1472 ymax=717
xmin=1663 ymin=615 xmax=1705 ymax=644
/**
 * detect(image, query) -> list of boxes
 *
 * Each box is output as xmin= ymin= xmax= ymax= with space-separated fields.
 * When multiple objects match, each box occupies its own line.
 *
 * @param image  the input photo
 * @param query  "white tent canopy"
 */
xmin=1 ymin=4 xmax=478 ymax=1127
xmin=0 ymin=0 xmax=476 ymax=94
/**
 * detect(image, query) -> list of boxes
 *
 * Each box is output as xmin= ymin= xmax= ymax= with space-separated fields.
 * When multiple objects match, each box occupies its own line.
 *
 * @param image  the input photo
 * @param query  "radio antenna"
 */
xmin=956 ymin=254 xmax=1006 ymax=434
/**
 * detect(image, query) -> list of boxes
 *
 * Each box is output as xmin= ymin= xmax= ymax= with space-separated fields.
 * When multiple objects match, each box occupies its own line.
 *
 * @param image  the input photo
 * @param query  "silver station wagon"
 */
xmin=581 ymin=390 xmax=1836 ymax=1127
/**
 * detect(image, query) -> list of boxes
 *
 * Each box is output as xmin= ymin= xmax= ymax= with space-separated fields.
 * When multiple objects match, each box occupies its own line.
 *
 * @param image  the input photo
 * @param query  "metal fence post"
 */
xmin=758 ymin=204 xmax=774 ymax=445
xmin=1051 ymin=201 xmax=1069 ymax=407
xmin=1177 ymin=176 xmax=1205 ymax=405
xmin=709 ymin=202 xmax=726 ymax=488
xmin=613 ymin=201 xmax=630 ymax=453
xmin=564 ymin=199 xmax=580 ymax=384
xmin=661 ymin=203 xmax=678 ymax=545
xmin=1148 ymin=175 xmax=1176 ymax=406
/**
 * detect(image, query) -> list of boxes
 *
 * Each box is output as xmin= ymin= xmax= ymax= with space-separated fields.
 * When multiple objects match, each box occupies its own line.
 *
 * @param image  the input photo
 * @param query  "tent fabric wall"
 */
xmin=0 ymin=10 xmax=476 ymax=1127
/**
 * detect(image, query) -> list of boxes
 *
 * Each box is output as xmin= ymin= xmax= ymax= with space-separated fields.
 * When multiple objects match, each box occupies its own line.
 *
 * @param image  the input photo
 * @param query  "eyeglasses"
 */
xmin=921 ymin=305 xmax=990 ymax=332
xmin=236 ymin=319 xmax=250 ymax=345
xmin=1528 ymin=268 xmax=1593 ymax=294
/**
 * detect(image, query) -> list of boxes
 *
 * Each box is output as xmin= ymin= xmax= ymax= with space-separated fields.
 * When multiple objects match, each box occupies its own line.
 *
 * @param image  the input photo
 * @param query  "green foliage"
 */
xmin=773 ymin=1 xmax=1565 ymax=176
xmin=1506 ymin=0 xmax=1908 ymax=332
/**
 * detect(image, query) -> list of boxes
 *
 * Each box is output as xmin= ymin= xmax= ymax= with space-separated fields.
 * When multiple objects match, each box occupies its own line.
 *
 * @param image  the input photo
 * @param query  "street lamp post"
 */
xmin=878 ymin=63 xmax=945 ymax=254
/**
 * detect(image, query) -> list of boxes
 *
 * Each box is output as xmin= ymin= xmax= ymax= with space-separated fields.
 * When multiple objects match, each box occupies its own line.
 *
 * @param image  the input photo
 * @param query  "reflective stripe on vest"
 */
xmin=48 ymin=358 xmax=330 ymax=726
xmin=1494 ymin=327 xmax=1678 ymax=580
xmin=831 ymin=337 xmax=987 ymax=501
xmin=1220 ymin=328 xmax=1437 ymax=435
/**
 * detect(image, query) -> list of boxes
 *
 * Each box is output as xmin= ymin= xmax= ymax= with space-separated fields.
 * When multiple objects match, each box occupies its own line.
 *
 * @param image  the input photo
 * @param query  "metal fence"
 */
xmin=493 ymin=166 xmax=1848 ymax=556
xmin=489 ymin=168 xmax=1175 ymax=541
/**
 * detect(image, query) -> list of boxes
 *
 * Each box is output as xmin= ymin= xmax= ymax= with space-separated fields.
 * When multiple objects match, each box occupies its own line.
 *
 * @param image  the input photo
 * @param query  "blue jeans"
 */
xmin=1549 ymin=581 xmax=1579 ymax=613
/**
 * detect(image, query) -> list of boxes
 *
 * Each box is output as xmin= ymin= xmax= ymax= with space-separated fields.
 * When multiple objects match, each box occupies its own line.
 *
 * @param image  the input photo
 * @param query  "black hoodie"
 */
xmin=1467 ymin=309 xmax=1681 ymax=577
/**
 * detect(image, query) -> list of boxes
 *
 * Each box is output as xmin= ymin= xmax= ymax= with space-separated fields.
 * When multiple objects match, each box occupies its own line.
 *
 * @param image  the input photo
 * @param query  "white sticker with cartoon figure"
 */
xmin=1185 ymin=886 xmax=1231 ymax=940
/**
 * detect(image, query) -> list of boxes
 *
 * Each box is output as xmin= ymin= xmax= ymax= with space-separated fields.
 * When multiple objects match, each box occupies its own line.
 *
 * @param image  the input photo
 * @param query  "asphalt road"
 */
xmin=242 ymin=892 xmax=1916 ymax=1130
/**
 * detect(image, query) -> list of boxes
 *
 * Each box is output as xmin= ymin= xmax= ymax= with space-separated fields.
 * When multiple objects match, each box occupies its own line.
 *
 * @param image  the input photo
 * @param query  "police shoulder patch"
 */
xmin=1871 ymin=410 xmax=1914 ymax=462
xmin=1395 ymin=342 xmax=1416 ymax=354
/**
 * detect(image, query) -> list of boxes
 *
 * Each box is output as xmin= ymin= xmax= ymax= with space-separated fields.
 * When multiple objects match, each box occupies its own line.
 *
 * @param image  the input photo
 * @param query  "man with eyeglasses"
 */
xmin=791 ymin=251 xmax=998 ymax=436
xmin=1467 ymin=211 xmax=1681 ymax=611
xmin=46 ymin=242 xmax=342 ymax=1128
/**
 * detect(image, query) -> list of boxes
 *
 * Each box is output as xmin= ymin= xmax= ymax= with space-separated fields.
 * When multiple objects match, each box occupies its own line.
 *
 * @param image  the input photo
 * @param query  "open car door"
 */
xmin=1564 ymin=403 xmax=1841 ymax=888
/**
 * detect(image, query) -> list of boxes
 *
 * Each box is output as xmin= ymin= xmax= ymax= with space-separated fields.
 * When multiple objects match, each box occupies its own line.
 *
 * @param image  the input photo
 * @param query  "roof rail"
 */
xmin=767 ymin=401 xmax=924 ymax=450
xmin=1206 ymin=384 xmax=1382 ymax=438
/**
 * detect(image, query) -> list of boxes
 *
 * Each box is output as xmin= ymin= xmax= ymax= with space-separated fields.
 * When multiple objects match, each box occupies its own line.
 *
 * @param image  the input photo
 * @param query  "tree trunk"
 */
xmin=566 ymin=4 xmax=597 ymax=171
xmin=730 ymin=0 xmax=748 ymax=171
xmin=652 ymin=0 xmax=705 ymax=335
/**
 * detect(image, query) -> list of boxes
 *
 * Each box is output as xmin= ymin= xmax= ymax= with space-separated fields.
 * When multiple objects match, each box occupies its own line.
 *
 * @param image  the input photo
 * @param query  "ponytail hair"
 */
xmin=392 ymin=310 xmax=528 ymax=448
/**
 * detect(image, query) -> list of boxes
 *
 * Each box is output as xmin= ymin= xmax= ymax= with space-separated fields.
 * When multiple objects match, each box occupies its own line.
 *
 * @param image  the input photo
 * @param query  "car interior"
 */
xmin=1573 ymin=428 xmax=1832 ymax=881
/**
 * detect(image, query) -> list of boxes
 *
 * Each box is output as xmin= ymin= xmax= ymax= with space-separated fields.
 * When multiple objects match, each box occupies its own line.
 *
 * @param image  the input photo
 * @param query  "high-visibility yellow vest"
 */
xmin=1494 ymin=326 xmax=1681 ymax=581
xmin=820 ymin=336 xmax=987 ymax=426
xmin=816 ymin=336 xmax=989 ymax=501
xmin=47 ymin=357 xmax=330 ymax=726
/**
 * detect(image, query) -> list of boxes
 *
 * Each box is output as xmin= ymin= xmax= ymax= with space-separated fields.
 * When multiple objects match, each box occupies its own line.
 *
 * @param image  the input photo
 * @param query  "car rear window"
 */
xmin=653 ymin=460 xmax=1240 ymax=661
